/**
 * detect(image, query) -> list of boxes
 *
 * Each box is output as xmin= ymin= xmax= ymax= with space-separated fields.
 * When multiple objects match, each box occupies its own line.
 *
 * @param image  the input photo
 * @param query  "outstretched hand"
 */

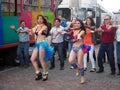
xmin=61 ymin=31 xmax=67 ymax=34
xmin=91 ymin=31 xmax=95 ymax=33
xmin=10 ymin=25 xmax=15 ymax=29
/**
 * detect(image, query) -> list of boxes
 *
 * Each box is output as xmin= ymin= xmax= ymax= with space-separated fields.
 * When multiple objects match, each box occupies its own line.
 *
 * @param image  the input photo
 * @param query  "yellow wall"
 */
xmin=32 ymin=11 xmax=43 ymax=27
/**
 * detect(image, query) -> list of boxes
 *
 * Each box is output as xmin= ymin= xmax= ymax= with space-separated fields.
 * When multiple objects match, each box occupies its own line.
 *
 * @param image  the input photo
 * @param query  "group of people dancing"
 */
xmin=10 ymin=14 xmax=120 ymax=84
xmin=26 ymin=14 xmax=89 ymax=83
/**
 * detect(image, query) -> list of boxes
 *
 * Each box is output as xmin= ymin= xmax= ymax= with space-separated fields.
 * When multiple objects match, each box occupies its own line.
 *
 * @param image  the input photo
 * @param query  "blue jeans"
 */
xmin=50 ymin=42 xmax=65 ymax=67
xmin=97 ymin=42 xmax=116 ymax=72
xmin=68 ymin=39 xmax=73 ymax=53
xmin=116 ymin=42 xmax=120 ymax=64
xmin=17 ymin=41 xmax=30 ymax=65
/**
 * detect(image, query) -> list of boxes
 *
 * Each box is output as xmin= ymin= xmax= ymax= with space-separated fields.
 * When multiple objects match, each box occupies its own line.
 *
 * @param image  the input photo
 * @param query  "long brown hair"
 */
xmin=76 ymin=19 xmax=86 ymax=32
xmin=37 ymin=15 xmax=51 ymax=36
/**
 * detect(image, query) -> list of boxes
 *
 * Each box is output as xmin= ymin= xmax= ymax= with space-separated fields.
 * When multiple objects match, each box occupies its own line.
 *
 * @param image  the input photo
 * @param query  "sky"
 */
xmin=97 ymin=0 xmax=120 ymax=12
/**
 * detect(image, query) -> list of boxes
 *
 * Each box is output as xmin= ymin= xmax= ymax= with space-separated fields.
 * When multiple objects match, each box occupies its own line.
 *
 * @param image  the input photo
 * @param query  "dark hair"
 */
xmin=71 ymin=17 xmax=77 ymax=21
xmin=37 ymin=14 xmax=51 ymax=36
xmin=37 ymin=15 xmax=48 ymax=26
xmin=19 ymin=20 xmax=26 ymax=25
xmin=54 ymin=18 xmax=61 ymax=22
xmin=76 ymin=19 xmax=86 ymax=32
xmin=86 ymin=17 xmax=95 ymax=26
xmin=103 ymin=15 xmax=112 ymax=24
xmin=45 ymin=16 xmax=48 ymax=20
xmin=58 ymin=15 xmax=63 ymax=18
xmin=105 ymin=14 xmax=111 ymax=19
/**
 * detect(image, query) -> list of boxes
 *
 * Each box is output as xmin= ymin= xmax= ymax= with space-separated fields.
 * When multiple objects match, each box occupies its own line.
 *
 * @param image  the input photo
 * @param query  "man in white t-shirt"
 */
xmin=49 ymin=18 xmax=65 ymax=70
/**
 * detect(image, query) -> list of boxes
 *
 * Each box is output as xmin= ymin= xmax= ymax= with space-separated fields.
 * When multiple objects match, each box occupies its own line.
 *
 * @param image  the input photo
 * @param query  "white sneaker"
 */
xmin=70 ymin=66 xmax=74 ymax=69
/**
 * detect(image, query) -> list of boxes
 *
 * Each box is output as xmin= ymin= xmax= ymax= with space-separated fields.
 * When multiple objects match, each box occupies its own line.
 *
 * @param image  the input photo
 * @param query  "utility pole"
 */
xmin=8 ymin=0 xmax=10 ymax=16
xmin=51 ymin=0 xmax=55 ymax=16
xmin=38 ymin=0 xmax=41 ymax=11
xmin=51 ymin=0 xmax=55 ymax=11
xmin=0 ymin=0 xmax=1 ymax=16
xmin=20 ymin=0 xmax=24 ymax=13
xmin=15 ymin=0 xmax=18 ymax=16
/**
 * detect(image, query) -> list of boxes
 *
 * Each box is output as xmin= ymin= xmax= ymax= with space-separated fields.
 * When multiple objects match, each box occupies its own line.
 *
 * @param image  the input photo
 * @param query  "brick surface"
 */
xmin=0 ymin=45 xmax=120 ymax=90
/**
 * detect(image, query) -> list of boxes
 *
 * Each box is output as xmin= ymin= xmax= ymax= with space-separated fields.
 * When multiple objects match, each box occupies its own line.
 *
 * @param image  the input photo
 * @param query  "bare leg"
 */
xmin=31 ymin=49 xmax=42 ymax=80
xmin=69 ymin=50 xmax=79 ymax=76
xmin=77 ymin=49 xmax=85 ymax=84
xmin=68 ymin=50 xmax=77 ymax=64
xmin=39 ymin=47 xmax=47 ymax=73
xmin=39 ymin=47 xmax=48 ymax=81
xmin=30 ymin=49 xmax=40 ymax=73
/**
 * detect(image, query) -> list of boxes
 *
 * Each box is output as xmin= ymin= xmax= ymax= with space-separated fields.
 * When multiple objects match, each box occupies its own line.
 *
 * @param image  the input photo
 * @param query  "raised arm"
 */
xmin=64 ymin=22 xmax=72 ymax=30
xmin=77 ymin=30 xmax=85 ymax=40
xmin=10 ymin=25 xmax=18 ymax=33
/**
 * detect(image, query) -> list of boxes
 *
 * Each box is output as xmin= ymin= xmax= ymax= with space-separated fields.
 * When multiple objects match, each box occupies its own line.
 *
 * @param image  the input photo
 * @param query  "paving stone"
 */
xmin=0 ymin=45 xmax=120 ymax=90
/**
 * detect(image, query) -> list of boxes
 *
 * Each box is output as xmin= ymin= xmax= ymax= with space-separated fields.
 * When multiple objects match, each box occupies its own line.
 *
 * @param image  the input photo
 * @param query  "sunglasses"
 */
xmin=104 ymin=19 xmax=110 ymax=21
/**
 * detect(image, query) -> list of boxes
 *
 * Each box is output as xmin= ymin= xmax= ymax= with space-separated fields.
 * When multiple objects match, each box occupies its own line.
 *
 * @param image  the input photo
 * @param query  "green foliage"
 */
xmin=43 ymin=12 xmax=54 ymax=26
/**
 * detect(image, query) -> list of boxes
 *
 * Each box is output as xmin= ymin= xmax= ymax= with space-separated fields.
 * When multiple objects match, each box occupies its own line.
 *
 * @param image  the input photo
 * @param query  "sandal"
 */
xmin=80 ymin=76 xmax=85 ymax=84
xmin=35 ymin=72 xmax=42 ymax=81
xmin=90 ymin=68 xmax=96 ymax=72
xmin=75 ymin=69 xmax=79 ymax=76
xmin=42 ymin=72 xmax=48 ymax=81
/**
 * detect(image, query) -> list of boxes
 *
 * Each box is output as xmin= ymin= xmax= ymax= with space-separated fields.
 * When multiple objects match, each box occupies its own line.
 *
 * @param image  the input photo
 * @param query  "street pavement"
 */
xmin=0 ymin=44 xmax=120 ymax=90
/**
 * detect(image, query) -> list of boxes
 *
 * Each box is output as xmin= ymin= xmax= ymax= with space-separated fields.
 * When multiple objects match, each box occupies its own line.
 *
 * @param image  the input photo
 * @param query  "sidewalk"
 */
xmin=0 ymin=45 xmax=120 ymax=90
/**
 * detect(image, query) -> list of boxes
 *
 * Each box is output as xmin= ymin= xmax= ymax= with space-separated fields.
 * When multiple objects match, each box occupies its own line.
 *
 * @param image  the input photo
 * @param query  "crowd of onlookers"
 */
xmin=10 ymin=14 xmax=120 ymax=84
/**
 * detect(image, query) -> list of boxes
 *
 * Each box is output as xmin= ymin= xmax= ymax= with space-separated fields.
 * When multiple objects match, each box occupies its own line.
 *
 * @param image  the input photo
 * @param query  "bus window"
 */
xmin=56 ymin=8 xmax=71 ymax=21
xmin=78 ymin=8 xmax=86 ymax=21
xmin=86 ymin=11 xmax=93 ymax=18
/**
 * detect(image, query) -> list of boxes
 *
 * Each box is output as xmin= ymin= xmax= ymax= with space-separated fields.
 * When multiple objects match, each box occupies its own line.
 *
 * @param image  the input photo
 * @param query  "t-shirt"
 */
xmin=17 ymin=27 xmax=29 ymax=42
xmin=50 ymin=26 xmax=64 ymax=43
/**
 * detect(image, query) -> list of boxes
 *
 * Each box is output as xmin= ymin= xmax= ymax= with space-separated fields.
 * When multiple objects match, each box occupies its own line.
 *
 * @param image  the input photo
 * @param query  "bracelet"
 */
xmin=77 ymin=39 xmax=82 ymax=41
xmin=78 ymin=37 xmax=82 ymax=40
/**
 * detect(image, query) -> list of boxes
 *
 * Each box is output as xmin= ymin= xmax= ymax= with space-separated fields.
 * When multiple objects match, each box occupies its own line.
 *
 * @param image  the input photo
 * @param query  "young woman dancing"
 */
xmin=63 ymin=19 xmax=90 ymax=84
xmin=30 ymin=15 xmax=54 ymax=81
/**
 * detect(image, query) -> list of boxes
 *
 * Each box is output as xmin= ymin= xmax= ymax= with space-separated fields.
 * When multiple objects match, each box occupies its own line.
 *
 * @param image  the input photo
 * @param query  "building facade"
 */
xmin=1 ymin=0 xmax=62 ymax=16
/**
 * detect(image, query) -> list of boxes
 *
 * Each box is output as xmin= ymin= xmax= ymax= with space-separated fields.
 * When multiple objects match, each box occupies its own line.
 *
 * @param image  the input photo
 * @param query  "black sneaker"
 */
xmin=60 ymin=67 xmax=64 ymax=70
xmin=111 ymin=72 xmax=115 ymax=75
xmin=35 ymin=72 xmax=42 ymax=81
xmin=49 ymin=66 xmax=55 ymax=70
xmin=117 ymin=72 xmax=120 ymax=75
xmin=96 ymin=69 xmax=104 ymax=73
